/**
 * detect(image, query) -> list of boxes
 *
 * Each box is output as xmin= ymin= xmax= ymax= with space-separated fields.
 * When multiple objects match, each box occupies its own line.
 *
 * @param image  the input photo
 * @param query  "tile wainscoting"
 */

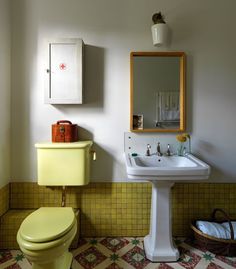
xmin=0 ymin=184 xmax=9 ymax=216
xmin=8 ymin=182 xmax=236 ymax=237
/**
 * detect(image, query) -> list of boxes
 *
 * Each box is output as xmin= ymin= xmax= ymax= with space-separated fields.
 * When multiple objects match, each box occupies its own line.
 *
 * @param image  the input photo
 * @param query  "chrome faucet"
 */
xmin=157 ymin=142 xmax=162 ymax=156
xmin=146 ymin=144 xmax=151 ymax=156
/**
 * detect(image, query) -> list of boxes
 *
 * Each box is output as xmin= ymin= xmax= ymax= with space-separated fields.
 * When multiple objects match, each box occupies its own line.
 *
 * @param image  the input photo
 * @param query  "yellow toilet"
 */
xmin=17 ymin=141 xmax=93 ymax=269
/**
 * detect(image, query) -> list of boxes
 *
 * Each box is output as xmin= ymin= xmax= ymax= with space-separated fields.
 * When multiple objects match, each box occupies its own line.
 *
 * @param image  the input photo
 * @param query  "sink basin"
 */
xmin=133 ymin=155 xmax=197 ymax=167
xmin=125 ymin=153 xmax=210 ymax=181
xmin=124 ymin=152 xmax=210 ymax=262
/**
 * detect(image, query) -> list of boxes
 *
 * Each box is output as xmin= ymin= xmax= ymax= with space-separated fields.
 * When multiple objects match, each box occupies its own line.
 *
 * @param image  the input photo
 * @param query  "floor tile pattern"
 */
xmin=1 ymin=238 xmax=236 ymax=269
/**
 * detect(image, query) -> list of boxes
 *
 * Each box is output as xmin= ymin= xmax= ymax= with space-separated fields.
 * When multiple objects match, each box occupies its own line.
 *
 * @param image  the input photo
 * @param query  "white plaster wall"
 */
xmin=10 ymin=0 xmax=236 ymax=182
xmin=0 ymin=0 xmax=11 ymax=188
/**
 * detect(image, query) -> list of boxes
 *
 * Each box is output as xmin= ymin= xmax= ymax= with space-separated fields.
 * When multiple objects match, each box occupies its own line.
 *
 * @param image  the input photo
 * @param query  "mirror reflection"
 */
xmin=130 ymin=52 xmax=186 ymax=132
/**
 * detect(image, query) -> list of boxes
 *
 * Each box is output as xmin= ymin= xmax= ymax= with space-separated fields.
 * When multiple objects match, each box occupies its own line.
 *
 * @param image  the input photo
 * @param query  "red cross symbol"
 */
xmin=59 ymin=63 xmax=67 ymax=70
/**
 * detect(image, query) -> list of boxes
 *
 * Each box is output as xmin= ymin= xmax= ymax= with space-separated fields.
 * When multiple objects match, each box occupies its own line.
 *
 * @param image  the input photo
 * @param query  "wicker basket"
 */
xmin=191 ymin=208 xmax=236 ymax=256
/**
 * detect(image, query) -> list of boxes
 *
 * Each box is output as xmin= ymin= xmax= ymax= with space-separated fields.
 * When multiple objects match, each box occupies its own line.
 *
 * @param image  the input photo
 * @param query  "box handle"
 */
xmin=57 ymin=120 xmax=72 ymax=125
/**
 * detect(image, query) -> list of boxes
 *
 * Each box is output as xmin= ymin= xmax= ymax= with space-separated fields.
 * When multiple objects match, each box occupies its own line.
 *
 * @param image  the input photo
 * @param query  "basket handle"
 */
xmin=57 ymin=120 xmax=72 ymax=125
xmin=211 ymin=208 xmax=234 ymax=240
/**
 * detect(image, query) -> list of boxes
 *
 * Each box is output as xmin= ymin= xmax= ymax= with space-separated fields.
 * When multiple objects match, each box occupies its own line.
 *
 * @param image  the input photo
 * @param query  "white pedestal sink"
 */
xmin=125 ymin=153 xmax=210 ymax=262
xmin=145 ymin=181 xmax=179 ymax=261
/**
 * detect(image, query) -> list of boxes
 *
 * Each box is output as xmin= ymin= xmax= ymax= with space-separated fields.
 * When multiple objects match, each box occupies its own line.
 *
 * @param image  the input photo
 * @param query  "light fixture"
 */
xmin=151 ymin=12 xmax=168 ymax=46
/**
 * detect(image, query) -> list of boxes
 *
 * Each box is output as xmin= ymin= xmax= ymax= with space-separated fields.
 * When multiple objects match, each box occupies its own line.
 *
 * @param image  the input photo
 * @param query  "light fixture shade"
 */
xmin=151 ymin=23 xmax=168 ymax=46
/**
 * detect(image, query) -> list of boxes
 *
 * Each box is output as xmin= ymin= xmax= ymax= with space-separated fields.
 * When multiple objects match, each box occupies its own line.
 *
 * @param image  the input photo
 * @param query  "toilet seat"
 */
xmin=18 ymin=207 xmax=76 ymax=243
xmin=17 ymin=220 xmax=77 ymax=252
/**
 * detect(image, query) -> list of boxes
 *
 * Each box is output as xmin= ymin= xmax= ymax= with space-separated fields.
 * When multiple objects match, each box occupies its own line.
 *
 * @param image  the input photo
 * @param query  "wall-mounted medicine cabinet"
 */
xmin=45 ymin=38 xmax=84 ymax=104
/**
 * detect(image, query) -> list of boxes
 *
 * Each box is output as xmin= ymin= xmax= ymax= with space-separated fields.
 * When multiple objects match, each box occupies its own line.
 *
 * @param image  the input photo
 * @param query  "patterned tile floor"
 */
xmin=1 ymin=237 xmax=236 ymax=269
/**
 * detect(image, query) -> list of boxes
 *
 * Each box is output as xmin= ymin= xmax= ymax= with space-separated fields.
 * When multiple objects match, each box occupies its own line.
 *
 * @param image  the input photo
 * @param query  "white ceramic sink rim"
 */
xmin=125 ymin=153 xmax=210 ymax=180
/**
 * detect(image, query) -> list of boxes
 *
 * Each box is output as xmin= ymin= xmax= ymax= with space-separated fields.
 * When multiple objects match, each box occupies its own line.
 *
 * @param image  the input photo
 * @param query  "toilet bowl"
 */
xmin=17 ymin=207 xmax=77 ymax=269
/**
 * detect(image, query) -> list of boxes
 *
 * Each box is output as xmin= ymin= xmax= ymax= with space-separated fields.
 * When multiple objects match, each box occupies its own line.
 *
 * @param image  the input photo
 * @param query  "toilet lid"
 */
xmin=19 ymin=207 xmax=76 ymax=243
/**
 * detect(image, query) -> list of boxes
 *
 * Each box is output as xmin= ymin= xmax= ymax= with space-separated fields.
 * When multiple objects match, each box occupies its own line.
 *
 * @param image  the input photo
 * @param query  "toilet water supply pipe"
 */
xmin=62 ymin=186 xmax=66 ymax=207
xmin=60 ymin=150 xmax=96 ymax=207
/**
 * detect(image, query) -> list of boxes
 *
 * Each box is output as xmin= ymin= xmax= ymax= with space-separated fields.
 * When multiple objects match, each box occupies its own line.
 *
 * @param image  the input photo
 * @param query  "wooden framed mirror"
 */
xmin=130 ymin=52 xmax=186 ymax=132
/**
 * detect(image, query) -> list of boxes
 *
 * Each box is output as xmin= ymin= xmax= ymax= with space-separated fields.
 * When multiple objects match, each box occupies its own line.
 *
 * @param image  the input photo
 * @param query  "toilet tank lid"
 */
xmin=19 ymin=207 xmax=76 ymax=243
xmin=35 ymin=141 xmax=93 ymax=149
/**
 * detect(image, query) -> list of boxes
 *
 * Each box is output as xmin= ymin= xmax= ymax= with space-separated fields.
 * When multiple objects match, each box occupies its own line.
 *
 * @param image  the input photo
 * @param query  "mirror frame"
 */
xmin=130 ymin=51 xmax=186 ymax=132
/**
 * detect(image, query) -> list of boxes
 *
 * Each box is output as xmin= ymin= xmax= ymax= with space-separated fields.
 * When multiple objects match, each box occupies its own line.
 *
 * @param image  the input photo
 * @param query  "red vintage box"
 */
xmin=52 ymin=120 xmax=79 ymax=142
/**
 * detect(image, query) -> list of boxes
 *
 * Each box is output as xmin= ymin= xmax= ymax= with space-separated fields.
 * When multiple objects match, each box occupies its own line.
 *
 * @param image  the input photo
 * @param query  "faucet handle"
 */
xmin=157 ymin=142 xmax=162 ymax=156
xmin=146 ymin=144 xmax=151 ymax=156
xmin=166 ymin=144 xmax=171 ymax=156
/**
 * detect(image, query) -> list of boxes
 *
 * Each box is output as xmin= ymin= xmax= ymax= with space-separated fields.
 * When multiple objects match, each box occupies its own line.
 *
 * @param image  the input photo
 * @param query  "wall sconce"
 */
xmin=151 ymin=12 xmax=168 ymax=46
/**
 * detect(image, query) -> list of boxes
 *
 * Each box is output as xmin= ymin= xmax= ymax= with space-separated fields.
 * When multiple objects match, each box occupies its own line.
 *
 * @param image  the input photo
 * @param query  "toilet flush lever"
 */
xmin=90 ymin=150 xmax=97 ymax=161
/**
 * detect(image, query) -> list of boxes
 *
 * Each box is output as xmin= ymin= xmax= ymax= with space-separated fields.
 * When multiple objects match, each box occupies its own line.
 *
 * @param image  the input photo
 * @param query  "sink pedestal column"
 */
xmin=144 ymin=181 xmax=179 ymax=262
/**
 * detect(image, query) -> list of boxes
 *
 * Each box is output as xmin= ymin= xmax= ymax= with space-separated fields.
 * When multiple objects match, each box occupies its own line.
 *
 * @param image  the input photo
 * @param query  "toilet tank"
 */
xmin=35 ymin=141 xmax=93 ymax=186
